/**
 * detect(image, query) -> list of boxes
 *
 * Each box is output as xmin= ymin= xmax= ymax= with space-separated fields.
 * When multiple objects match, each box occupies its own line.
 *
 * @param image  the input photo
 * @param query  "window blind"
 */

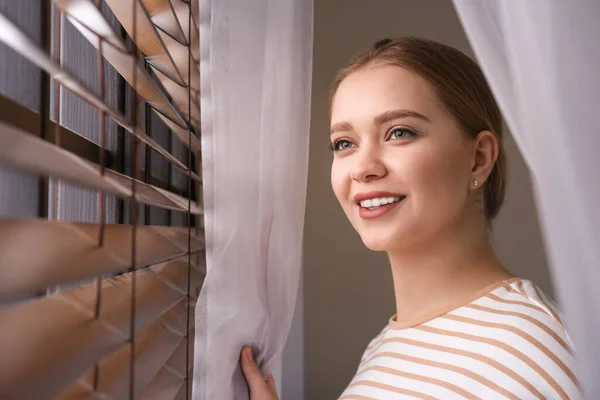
xmin=0 ymin=1 xmax=204 ymax=399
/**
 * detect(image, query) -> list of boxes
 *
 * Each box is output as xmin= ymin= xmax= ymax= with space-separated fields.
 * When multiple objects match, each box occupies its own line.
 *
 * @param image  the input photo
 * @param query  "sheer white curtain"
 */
xmin=193 ymin=0 xmax=313 ymax=398
xmin=453 ymin=1 xmax=600 ymax=397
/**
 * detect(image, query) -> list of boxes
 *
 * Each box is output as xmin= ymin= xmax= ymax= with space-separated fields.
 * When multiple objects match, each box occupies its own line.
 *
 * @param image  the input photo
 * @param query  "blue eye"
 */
xmin=330 ymin=139 xmax=355 ymax=152
xmin=387 ymin=127 xmax=416 ymax=140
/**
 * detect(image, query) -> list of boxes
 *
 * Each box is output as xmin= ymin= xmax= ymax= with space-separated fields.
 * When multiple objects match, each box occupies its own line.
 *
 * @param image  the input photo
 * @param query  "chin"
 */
xmin=358 ymin=225 xmax=418 ymax=253
xmin=359 ymin=233 xmax=398 ymax=252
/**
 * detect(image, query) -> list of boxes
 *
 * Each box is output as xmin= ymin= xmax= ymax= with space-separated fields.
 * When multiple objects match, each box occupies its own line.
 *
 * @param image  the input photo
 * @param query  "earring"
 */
xmin=474 ymin=179 xmax=479 ymax=186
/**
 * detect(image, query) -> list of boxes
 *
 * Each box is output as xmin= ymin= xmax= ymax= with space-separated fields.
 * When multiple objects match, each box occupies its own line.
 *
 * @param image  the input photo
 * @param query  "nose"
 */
xmin=349 ymin=146 xmax=387 ymax=182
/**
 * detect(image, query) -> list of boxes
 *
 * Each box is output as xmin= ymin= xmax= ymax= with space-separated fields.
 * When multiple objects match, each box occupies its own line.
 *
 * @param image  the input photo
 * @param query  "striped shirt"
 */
xmin=339 ymin=278 xmax=581 ymax=400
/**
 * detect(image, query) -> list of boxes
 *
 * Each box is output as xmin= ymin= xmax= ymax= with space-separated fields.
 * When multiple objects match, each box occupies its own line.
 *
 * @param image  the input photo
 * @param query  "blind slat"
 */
xmin=54 ymin=290 xmax=200 ymax=400
xmin=102 ymin=0 xmax=186 ymax=87
xmin=0 ymin=219 xmax=204 ymax=302
xmin=0 ymin=264 xmax=193 ymax=399
xmin=0 ymin=295 xmax=123 ymax=400
xmin=53 ymin=0 xmax=129 ymax=52
xmin=50 ymin=383 xmax=102 ymax=400
xmin=153 ymin=186 xmax=203 ymax=215
xmin=154 ymin=67 xmax=200 ymax=129
xmin=102 ymin=0 xmax=200 ymax=94
xmin=0 ymin=13 xmax=202 ymax=164
xmin=173 ymin=375 xmax=192 ymax=400
xmin=52 ymin=1 xmax=189 ymax=129
xmin=152 ymin=260 xmax=204 ymax=298
xmin=142 ymin=0 xmax=187 ymax=45
xmin=164 ymin=329 xmax=194 ymax=378
xmin=139 ymin=368 xmax=184 ymax=400
xmin=0 ymin=121 xmax=131 ymax=198
xmin=103 ymin=167 xmax=203 ymax=214
xmin=191 ymin=0 xmax=199 ymax=35
xmin=55 ymin=289 xmax=199 ymax=400
xmin=156 ymin=28 xmax=201 ymax=92
xmin=139 ymin=330 xmax=194 ymax=400
xmin=57 ymin=318 xmax=183 ymax=400
xmin=56 ymin=344 xmax=194 ymax=400
xmin=158 ymin=297 xmax=195 ymax=337
xmin=171 ymin=0 xmax=199 ymax=64
xmin=98 ymin=322 xmax=182 ymax=400
xmin=100 ymin=0 xmax=201 ymax=130
xmin=0 ymin=121 xmax=203 ymax=214
xmin=156 ymin=111 xmax=202 ymax=154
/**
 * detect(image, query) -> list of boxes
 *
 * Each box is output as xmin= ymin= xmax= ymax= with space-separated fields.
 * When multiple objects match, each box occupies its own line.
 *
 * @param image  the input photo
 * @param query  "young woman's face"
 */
xmin=330 ymin=64 xmax=476 ymax=252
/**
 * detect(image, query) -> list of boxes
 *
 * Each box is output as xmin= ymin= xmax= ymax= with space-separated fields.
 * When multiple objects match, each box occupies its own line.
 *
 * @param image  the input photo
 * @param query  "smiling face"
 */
xmin=330 ymin=64 xmax=477 ymax=252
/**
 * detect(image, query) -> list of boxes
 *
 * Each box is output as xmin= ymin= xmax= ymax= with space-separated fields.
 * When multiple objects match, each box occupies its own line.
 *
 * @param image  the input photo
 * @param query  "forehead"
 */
xmin=331 ymin=64 xmax=440 ymax=125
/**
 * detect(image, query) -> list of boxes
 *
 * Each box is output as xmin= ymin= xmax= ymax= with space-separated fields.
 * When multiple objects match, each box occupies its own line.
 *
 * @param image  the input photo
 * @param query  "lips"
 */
xmin=353 ymin=191 xmax=406 ymax=220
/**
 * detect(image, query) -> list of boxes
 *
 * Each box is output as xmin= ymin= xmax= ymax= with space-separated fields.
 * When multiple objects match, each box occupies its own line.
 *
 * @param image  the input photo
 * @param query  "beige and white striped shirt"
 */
xmin=339 ymin=278 xmax=581 ymax=400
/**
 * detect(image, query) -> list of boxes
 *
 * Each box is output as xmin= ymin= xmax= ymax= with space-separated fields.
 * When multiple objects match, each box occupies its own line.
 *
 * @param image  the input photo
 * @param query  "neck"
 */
xmin=387 ymin=214 xmax=512 ymax=326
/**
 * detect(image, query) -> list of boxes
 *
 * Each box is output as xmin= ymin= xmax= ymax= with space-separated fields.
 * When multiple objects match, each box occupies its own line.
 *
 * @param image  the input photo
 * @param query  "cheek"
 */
xmin=330 ymin=160 xmax=349 ymax=205
xmin=404 ymin=145 xmax=470 ymax=212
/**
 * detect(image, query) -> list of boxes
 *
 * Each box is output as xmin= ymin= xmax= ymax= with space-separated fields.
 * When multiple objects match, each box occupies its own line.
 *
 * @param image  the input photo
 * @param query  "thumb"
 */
xmin=240 ymin=347 xmax=270 ymax=395
xmin=265 ymin=373 xmax=277 ymax=394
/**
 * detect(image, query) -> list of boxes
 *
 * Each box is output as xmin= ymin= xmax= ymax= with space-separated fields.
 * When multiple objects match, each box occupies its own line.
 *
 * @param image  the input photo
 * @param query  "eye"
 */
xmin=387 ymin=127 xmax=417 ymax=141
xmin=330 ymin=139 xmax=356 ymax=152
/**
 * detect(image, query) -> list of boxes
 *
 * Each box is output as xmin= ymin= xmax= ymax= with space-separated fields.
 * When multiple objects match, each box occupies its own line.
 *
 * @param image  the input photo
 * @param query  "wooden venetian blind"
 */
xmin=0 ymin=1 xmax=204 ymax=399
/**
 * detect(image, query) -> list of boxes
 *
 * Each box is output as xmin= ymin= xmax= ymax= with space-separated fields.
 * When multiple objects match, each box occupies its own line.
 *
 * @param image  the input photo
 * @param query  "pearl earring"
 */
xmin=474 ymin=179 xmax=479 ymax=186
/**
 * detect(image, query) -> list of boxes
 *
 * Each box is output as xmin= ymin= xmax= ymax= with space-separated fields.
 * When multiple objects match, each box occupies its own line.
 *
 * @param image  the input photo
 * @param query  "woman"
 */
xmin=240 ymin=38 xmax=580 ymax=399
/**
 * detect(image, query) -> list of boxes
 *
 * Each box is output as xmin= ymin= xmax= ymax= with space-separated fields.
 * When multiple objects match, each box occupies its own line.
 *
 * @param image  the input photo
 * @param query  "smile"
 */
xmin=353 ymin=192 xmax=407 ymax=220
xmin=359 ymin=196 xmax=404 ymax=210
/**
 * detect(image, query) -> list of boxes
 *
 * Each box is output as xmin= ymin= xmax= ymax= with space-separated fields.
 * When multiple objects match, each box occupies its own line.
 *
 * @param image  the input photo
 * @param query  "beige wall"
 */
xmin=303 ymin=0 xmax=553 ymax=398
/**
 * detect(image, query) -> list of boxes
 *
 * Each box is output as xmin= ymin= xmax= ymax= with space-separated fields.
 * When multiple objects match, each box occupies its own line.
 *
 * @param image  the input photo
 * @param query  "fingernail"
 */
xmin=244 ymin=347 xmax=253 ymax=362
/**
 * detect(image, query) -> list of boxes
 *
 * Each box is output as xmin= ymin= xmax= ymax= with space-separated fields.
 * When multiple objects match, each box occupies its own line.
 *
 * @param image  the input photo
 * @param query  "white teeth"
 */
xmin=359 ymin=196 xmax=404 ymax=208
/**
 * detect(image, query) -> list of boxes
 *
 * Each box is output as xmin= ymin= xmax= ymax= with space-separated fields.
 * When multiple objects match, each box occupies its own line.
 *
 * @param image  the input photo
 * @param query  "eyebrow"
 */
xmin=330 ymin=109 xmax=431 ymax=136
xmin=375 ymin=109 xmax=431 ymax=125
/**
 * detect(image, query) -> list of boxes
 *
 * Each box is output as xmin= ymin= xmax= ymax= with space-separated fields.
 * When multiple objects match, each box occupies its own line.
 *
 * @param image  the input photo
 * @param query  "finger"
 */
xmin=265 ymin=373 xmax=277 ymax=394
xmin=240 ymin=347 xmax=268 ymax=394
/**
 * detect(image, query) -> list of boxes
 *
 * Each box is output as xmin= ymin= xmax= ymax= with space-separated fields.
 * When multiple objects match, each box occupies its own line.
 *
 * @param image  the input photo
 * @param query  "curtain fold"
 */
xmin=453 ymin=1 xmax=600 ymax=397
xmin=194 ymin=0 xmax=313 ymax=398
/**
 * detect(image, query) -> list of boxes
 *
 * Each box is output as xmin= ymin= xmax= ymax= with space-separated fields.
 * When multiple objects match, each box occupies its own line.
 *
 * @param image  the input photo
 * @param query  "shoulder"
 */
xmin=500 ymin=279 xmax=567 ymax=332
xmin=464 ymin=278 xmax=569 ymax=340
xmin=435 ymin=278 xmax=581 ymax=399
xmin=357 ymin=324 xmax=390 ymax=363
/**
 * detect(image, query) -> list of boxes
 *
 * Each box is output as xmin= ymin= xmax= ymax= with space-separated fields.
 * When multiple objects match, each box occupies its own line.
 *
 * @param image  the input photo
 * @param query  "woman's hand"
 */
xmin=240 ymin=346 xmax=279 ymax=400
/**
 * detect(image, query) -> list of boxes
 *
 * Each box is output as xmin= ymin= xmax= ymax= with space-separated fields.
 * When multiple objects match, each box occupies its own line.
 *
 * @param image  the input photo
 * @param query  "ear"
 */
xmin=470 ymin=130 xmax=499 ymax=190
